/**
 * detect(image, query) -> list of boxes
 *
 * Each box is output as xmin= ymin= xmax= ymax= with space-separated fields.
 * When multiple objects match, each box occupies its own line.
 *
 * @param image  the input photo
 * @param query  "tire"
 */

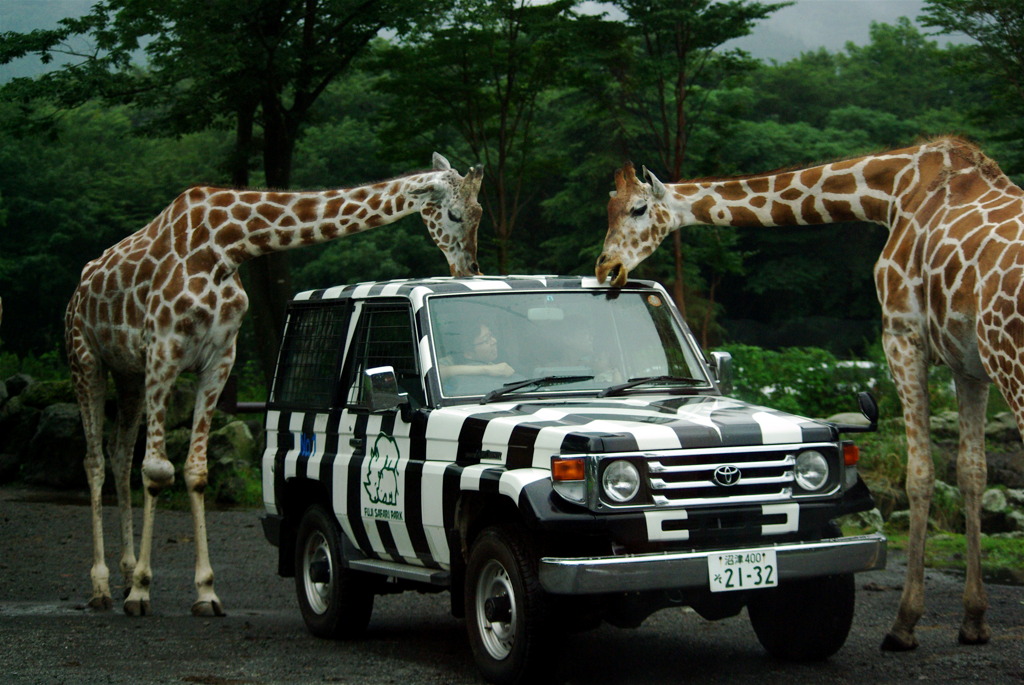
xmin=294 ymin=505 xmax=374 ymax=640
xmin=747 ymin=573 xmax=856 ymax=661
xmin=465 ymin=525 xmax=553 ymax=685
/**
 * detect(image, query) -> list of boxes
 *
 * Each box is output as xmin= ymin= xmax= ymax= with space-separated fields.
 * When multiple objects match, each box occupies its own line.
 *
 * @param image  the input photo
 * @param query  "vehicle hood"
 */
xmin=427 ymin=394 xmax=836 ymax=469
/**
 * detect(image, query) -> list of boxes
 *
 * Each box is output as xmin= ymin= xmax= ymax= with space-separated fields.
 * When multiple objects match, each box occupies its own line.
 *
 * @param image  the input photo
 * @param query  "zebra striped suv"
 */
xmin=260 ymin=275 xmax=887 ymax=684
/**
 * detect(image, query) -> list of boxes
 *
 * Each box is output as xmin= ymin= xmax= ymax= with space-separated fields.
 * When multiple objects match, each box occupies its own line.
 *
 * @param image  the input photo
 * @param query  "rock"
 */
xmin=208 ymin=420 xmax=256 ymax=467
xmin=985 ymin=412 xmax=1021 ymax=443
xmin=0 ymin=396 xmax=41 ymax=458
xmin=982 ymin=488 xmax=1007 ymax=513
xmin=930 ymin=409 xmax=959 ymax=437
xmin=1006 ymin=510 xmax=1024 ymax=532
xmin=1006 ymin=488 xmax=1024 ymax=507
xmin=3 ymin=373 xmax=34 ymax=397
xmin=838 ymin=507 xmax=884 ymax=533
xmin=22 ymin=403 xmax=88 ymax=490
xmin=0 ymin=453 xmax=20 ymax=483
xmin=827 ymin=412 xmax=869 ymax=426
xmin=19 ymin=379 xmax=77 ymax=409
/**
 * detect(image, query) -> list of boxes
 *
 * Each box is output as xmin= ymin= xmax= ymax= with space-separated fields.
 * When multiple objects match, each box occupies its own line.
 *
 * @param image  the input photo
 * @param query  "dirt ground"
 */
xmin=1 ymin=483 xmax=1022 ymax=685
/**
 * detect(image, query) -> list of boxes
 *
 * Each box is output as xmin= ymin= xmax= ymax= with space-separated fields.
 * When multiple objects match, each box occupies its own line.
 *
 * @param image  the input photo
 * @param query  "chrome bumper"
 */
xmin=538 ymin=533 xmax=887 ymax=595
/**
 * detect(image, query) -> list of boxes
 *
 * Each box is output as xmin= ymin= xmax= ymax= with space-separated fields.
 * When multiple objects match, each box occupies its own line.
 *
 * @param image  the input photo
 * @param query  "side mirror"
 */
xmin=364 ymin=366 xmax=409 ymax=415
xmin=709 ymin=351 xmax=733 ymax=396
xmin=833 ymin=391 xmax=879 ymax=433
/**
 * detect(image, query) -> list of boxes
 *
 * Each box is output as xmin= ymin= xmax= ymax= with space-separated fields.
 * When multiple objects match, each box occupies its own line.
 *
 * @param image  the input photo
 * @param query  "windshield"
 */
xmin=426 ymin=289 xmax=711 ymax=399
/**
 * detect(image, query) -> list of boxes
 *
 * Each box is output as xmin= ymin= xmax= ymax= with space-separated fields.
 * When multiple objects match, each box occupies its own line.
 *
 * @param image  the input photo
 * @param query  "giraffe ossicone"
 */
xmin=599 ymin=136 xmax=1022 ymax=650
xmin=65 ymin=153 xmax=483 ymax=616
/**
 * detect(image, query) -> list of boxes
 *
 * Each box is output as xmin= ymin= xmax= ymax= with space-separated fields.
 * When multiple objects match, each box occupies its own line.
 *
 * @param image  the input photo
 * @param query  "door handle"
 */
xmin=349 ymin=437 xmax=365 ymax=449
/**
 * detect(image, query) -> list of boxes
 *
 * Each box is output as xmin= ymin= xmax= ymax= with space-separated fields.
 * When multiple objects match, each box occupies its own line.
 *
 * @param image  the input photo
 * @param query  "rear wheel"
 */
xmin=465 ymin=525 xmax=553 ymax=684
xmin=294 ymin=505 xmax=374 ymax=640
xmin=747 ymin=573 xmax=856 ymax=661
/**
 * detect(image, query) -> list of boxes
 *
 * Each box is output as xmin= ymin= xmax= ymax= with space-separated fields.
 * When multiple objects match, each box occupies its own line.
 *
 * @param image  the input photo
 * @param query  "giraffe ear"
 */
xmin=609 ymin=191 xmax=618 ymax=198
xmin=643 ymin=166 xmax=667 ymax=200
xmin=432 ymin=152 xmax=452 ymax=171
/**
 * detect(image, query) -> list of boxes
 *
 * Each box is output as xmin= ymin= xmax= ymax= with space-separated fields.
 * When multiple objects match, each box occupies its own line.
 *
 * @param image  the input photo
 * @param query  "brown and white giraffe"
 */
xmin=597 ymin=137 xmax=1024 ymax=650
xmin=65 ymin=152 xmax=483 ymax=616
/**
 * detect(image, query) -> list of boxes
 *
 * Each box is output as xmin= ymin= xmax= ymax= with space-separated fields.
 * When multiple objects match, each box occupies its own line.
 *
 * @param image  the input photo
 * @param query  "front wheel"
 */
xmin=465 ymin=526 xmax=553 ymax=685
xmin=747 ymin=573 xmax=856 ymax=661
xmin=294 ymin=505 xmax=374 ymax=640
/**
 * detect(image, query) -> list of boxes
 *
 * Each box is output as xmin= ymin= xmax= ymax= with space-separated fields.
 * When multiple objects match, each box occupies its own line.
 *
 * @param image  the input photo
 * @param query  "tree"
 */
xmin=0 ymin=0 xmax=443 ymax=380
xmin=921 ymin=0 xmax=1024 ymax=106
xmin=590 ymin=0 xmax=789 ymax=316
xmin=372 ymin=0 xmax=580 ymax=274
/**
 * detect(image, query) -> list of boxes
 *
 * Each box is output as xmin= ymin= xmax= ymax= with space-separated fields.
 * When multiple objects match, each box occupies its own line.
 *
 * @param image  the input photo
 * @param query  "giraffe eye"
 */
xmin=448 ymin=210 xmax=463 ymax=223
xmin=631 ymin=205 xmax=647 ymax=218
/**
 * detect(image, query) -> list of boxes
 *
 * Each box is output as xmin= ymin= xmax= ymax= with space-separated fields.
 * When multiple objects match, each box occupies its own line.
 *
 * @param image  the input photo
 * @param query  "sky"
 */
xmin=0 ymin=0 xmax=967 ymax=81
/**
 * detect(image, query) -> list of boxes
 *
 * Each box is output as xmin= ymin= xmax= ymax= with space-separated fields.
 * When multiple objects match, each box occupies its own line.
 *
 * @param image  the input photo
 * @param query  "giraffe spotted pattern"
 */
xmin=598 ymin=137 xmax=1024 ymax=651
xmin=65 ymin=153 xmax=483 ymax=616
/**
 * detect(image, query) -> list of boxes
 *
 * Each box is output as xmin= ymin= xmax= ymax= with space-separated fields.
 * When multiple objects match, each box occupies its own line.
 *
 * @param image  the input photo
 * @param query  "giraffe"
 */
xmin=65 ymin=152 xmax=483 ymax=617
xmin=597 ymin=137 xmax=1024 ymax=650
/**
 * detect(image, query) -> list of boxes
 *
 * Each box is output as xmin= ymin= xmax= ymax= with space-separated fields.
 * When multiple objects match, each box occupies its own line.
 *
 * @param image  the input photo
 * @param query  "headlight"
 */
xmin=602 ymin=460 xmax=640 ymax=503
xmin=794 ymin=450 xmax=829 ymax=491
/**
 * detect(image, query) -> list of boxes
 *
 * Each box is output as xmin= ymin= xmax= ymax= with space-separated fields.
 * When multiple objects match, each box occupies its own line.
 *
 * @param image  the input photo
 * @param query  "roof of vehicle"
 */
xmin=289 ymin=274 xmax=662 ymax=304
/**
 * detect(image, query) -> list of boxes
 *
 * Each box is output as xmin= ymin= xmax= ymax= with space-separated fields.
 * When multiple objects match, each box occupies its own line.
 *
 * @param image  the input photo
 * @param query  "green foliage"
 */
xmin=717 ymin=343 xmax=877 ymax=418
xmin=885 ymin=531 xmax=1024 ymax=577
xmin=2 ymin=2 xmax=1024 ymax=372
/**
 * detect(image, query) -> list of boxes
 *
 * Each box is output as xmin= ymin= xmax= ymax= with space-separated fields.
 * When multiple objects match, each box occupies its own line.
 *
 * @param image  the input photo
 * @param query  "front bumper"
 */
xmin=538 ymin=533 xmax=886 ymax=594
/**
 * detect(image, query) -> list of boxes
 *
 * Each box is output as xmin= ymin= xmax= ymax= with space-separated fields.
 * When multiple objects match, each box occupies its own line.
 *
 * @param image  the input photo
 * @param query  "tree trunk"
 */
xmin=672 ymin=230 xmax=686 ymax=319
xmin=244 ymin=101 xmax=297 ymax=384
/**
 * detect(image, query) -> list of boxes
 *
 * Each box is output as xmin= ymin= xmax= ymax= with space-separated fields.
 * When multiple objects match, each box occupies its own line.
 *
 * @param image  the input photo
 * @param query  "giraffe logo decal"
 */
xmin=363 ymin=434 xmax=401 ymax=517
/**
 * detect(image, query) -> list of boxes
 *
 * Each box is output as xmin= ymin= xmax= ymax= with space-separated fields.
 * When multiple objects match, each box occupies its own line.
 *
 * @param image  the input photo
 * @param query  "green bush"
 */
xmin=716 ymin=343 xmax=877 ymax=418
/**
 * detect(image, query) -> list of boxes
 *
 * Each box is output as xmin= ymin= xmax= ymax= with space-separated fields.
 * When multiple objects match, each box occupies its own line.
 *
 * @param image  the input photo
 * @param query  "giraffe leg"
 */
xmin=880 ymin=328 xmax=931 ymax=651
xmin=70 ymin=345 xmax=113 ymax=611
xmin=184 ymin=353 xmax=234 ymax=617
xmin=124 ymin=354 xmax=177 ymax=616
xmin=953 ymin=376 xmax=990 ymax=645
xmin=110 ymin=372 xmax=145 ymax=596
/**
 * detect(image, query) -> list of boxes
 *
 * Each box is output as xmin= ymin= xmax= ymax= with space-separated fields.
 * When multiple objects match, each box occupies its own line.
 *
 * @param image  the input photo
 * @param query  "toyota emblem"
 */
xmin=712 ymin=465 xmax=741 ymax=487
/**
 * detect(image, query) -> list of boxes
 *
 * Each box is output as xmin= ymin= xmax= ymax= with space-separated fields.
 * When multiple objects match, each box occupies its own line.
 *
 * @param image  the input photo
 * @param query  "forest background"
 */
xmin=1 ymin=0 xmax=1022 ymax=401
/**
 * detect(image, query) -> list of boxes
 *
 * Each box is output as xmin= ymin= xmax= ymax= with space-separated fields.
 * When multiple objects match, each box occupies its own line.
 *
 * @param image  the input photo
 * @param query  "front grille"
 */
xmin=645 ymin=443 xmax=835 ymax=507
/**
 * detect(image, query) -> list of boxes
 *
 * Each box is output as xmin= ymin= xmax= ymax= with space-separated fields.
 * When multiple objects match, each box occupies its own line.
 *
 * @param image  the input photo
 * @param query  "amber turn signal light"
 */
xmin=551 ymin=457 xmax=586 ymax=481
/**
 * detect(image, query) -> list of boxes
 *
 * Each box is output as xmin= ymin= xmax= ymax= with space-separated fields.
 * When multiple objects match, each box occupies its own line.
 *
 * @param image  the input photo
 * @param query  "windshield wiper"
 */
xmin=597 ymin=375 xmax=708 ymax=398
xmin=481 ymin=375 xmax=595 ymax=403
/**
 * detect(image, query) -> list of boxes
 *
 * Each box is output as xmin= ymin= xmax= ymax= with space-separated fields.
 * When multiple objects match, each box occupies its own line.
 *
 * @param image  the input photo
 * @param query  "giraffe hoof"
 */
xmin=123 ymin=599 xmax=151 ymax=617
xmin=191 ymin=600 xmax=226 ymax=617
xmin=880 ymin=632 xmax=918 ymax=651
xmin=958 ymin=626 xmax=991 ymax=645
xmin=87 ymin=595 xmax=113 ymax=611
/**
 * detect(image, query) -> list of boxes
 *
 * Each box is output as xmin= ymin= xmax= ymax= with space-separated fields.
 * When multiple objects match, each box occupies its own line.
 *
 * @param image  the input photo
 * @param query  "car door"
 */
xmin=333 ymin=300 xmax=437 ymax=569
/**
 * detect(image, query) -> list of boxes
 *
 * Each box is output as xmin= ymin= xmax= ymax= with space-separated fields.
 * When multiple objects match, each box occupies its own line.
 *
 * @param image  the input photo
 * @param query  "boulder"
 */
xmin=3 ymin=373 xmax=34 ymax=397
xmin=0 ymin=396 xmax=41 ymax=458
xmin=19 ymin=379 xmax=77 ymax=409
xmin=930 ymin=409 xmax=959 ymax=437
xmin=22 ymin=403 xmax=88 ymax=490
xmin=985 ymin=411 xmax=1021 ymax=443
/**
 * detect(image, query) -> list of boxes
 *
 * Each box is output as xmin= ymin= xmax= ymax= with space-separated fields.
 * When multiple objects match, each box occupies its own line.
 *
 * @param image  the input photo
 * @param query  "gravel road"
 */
xmin=1 ymin=483 xmax=1021 ymax=684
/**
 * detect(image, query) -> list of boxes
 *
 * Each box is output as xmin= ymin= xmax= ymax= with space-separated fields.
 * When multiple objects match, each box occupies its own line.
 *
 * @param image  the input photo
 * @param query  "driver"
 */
xmin=438 ymin=321 xmax=517 ymax=382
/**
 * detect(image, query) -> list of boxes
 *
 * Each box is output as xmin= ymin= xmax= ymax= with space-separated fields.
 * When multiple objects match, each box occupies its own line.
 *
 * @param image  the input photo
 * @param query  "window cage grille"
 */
xmin=272 ymin=304 xmax=349 ymax=409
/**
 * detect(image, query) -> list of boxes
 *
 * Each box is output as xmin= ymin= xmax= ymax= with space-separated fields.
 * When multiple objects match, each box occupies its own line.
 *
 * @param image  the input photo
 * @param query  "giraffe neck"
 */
xmin=667 ymin=152 xmax=920 ymax=229
xmin=192 ymin=172 xmax=437 ymax=269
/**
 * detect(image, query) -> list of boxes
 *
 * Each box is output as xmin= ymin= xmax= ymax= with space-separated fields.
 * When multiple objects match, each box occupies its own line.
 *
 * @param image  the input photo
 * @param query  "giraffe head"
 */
xmin=596 ymin=162 xmax=674 ymax=286
xmin=414 ymin=152 xmax=485 ymax=276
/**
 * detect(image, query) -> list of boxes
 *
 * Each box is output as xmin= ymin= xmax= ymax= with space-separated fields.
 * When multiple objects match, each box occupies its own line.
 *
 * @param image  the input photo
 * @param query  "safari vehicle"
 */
xmin=260 ymin=275 xmax=886 ymax=684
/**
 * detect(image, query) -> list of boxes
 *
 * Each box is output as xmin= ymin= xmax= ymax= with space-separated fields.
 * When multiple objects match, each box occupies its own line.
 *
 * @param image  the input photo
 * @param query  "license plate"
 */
xmin=707 ymin=549 xmax=778 ymax=592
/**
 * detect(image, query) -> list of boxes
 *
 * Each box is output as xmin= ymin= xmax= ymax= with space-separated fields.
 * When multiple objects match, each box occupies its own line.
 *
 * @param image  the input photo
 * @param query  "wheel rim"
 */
xmin=301 ymin=530 xmax=332 ymax=615
xmin=474 ymin=559 xmax=517 ymax=660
